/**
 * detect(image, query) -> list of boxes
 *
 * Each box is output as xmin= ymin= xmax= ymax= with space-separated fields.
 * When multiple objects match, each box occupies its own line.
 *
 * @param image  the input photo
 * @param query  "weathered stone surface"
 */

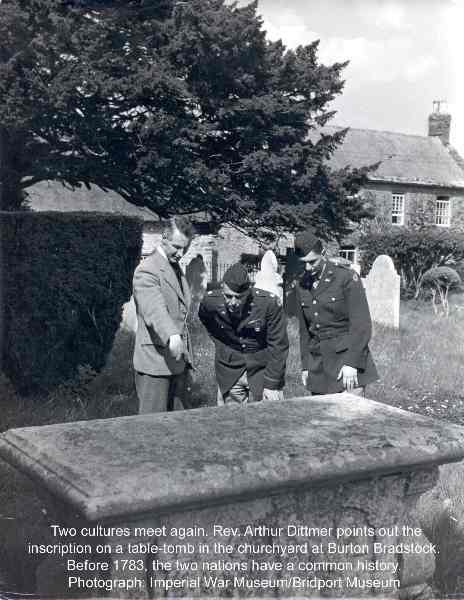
xmin=185 ymin=254 xmax=208 ymax=305
xmin=2 ymin=396 xmax=464 ymax=598
xmin=364 ymin=255 xmax=401 ymax=329
xmin=254 ymin=250 xmax=283 ymax=302
xmin=1 ymin=396 xmax=463 ymax=521
xmin=140 ymin=469 xmax=437 ymax=598
xmin=32 ymin=467 xmax=440 ymax=599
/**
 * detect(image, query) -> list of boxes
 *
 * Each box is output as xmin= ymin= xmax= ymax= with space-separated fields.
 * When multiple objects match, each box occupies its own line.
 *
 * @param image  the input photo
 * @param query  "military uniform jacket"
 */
xmin=294 ymin=261 xmax=378 ymax=394
xmin=133 ymin=249 xmax=192 ymax=377
xmin=198 ymin=287 xmax=289 ymax=399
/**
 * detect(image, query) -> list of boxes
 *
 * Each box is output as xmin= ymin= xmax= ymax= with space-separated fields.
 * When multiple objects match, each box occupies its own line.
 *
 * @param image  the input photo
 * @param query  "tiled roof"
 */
xmin=27 ymin=180 xmax=158 ymax=221
xmin=319 ymin=126 xmax=464 ymax=190
xmin=26 ymin=126 xmax=464 ymax=216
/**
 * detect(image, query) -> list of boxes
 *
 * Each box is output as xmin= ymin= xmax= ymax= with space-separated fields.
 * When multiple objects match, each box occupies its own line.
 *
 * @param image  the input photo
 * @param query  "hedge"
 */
xmin=358 ymin=227 xmax=464 ymax=298
xmin=1 ymin=211 xmax=143 ymax=393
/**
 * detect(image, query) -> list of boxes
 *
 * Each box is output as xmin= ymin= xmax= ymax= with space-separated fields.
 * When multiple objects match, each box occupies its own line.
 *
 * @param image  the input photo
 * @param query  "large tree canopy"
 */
xmin=0 ymin=0 xmax=373 ymax=239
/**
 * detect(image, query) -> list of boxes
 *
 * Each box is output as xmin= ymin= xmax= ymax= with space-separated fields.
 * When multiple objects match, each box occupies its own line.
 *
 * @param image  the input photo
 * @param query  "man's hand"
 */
xmin=337 ymin=365 xmax=358 ymax=391
xmin=301 ymin=370 xmax=309 ymax=387
xmin=168 ymin=334 xmax=185 ymax=361
xmin=263 ymin=388 xmax=284 ymax=401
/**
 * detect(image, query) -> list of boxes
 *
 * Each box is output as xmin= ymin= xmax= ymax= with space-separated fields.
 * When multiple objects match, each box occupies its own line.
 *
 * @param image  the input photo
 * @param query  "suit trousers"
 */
xmin=135 ymin=370 xmax=189 ymax=414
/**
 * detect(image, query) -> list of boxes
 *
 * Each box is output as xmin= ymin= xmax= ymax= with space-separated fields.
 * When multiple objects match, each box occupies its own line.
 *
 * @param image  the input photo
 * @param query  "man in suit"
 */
xmin=132 ymin=216 xmax=194 ymax=413
xmin=199 ymin=263 xmax=288 ymax=405
xmin=293 ymin=231 xmax=378 ymax=395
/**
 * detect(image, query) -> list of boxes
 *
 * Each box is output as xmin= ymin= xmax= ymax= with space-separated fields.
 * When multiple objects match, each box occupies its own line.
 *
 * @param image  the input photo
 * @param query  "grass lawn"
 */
xmin=1 ymin=299 xmax=464 ymax=595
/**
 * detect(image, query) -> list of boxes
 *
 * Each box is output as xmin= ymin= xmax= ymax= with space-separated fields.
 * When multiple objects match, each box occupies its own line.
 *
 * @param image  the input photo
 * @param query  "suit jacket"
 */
xmin=294 ymin=261 xmax=378 ymax=394
xmin=133 ymin=249 xmax=192 ymax=376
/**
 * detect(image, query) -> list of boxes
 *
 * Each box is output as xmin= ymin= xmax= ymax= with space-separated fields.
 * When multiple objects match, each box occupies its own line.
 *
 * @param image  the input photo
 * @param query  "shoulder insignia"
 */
xmin=253 ymin=288 xmax=277 ymax=302
xmin=353 ymin=273 xmax=359 ymax=282
xmin=330 ymin=258 xmax=352 ymax=271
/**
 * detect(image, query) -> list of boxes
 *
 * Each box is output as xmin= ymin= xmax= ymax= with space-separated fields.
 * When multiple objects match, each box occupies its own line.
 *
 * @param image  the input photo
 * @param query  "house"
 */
xmin=326 ymin=103 xmax=464 ymax=264
xmin=27 ymin=104 xmax=464 ymax=277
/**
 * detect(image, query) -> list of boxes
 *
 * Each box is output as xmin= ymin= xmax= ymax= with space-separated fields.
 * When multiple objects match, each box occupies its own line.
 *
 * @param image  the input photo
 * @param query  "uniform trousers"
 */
xmin=217 ymin=372 xmax=251 ymax=406
xmin=135 ymin=371 xmax=189 ymax=413
xmin=217 ymin=372 xmax=284 ymax=405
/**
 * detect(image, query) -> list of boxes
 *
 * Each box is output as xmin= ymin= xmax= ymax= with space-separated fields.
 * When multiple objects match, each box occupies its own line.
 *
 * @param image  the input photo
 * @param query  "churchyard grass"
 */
xmin=1 ymin=299 xmax=464 ymax=595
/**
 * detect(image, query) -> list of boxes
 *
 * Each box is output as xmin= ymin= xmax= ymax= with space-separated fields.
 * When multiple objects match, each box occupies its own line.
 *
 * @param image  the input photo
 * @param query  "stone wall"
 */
xmin=361 ymin=183 xmax=464 ymax=231
xmin=141 ymin=224 xmax=292 ymax=281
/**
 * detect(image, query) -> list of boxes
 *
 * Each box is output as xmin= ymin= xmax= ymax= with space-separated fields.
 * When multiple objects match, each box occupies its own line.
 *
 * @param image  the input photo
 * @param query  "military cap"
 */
xmin=222 ymin=263 xmax=250 ymax=293
xmin=294 ymin=230 xmax=323 ymax=256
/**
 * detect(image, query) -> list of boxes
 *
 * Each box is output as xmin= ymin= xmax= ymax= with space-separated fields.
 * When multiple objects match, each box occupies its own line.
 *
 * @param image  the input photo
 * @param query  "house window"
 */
xmin=339 ymin=245 xmax=357 ymax=264
xmin=435 ymin=196 xmax=451 ymax=227
xmin=391 ymin=194 xmax=405 ymax=225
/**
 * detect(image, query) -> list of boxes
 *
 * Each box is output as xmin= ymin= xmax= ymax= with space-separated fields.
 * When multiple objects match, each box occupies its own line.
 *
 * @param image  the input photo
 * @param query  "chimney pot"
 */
xmin=428 ymin=101 xmax=451 ymax=145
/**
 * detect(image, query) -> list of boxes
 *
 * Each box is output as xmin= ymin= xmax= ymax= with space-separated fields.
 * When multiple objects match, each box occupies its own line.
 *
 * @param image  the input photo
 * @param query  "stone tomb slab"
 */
xmin=1 ymin=396 xmax=464 ymax=598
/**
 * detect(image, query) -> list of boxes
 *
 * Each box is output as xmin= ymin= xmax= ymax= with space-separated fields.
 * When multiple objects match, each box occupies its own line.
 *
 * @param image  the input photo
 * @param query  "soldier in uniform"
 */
xmin=199 ymin=263 xmax=288 ymax=404
xmin=293 ymin=231 xmax=378 ymax=395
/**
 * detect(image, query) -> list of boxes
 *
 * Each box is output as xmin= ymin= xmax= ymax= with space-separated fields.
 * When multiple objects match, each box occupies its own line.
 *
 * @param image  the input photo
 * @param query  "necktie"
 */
xmin=172 ymin=263 xmax=184 ymax=294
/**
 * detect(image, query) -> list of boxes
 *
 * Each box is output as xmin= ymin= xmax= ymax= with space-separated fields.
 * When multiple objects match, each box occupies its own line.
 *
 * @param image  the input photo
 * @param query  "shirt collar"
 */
xmin=157 ymin=245 xmax=167 ymax=260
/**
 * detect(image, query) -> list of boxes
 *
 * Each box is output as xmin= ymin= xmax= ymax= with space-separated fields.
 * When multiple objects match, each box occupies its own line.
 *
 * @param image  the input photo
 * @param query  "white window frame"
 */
xmin=391 ymin=193 xmax=405 ymax=226
xmin=435 ymin=196 xmax=451 ymax=227
xmin=339 ymin=246 xmax=358 ymax=264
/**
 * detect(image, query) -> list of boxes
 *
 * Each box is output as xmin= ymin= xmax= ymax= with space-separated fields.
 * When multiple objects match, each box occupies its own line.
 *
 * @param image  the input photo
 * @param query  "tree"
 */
xmin=0 ymin=0 xmax=373 ymax=239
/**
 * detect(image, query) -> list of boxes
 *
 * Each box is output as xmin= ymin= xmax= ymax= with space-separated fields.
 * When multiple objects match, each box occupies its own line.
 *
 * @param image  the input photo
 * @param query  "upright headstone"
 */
xmin=185 ymin=254 xmax=208 ymax=306
xmin=254 ymin=250 xmax=283 ymax=303
xmin=364 ymin=254 xmax=400 ymax=329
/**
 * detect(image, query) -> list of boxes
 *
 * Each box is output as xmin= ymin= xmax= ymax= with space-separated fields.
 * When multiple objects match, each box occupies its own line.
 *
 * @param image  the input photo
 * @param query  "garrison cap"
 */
xmin=294 ymin=230 xmax=323 ymax=256
xmin=222 ymin=263 xmax=250 ymax=293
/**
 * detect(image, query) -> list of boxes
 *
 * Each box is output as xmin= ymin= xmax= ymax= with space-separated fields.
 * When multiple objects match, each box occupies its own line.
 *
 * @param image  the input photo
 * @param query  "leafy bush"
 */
xmin=422 ymin=266 xmax=461 ymax=316
xmin=1 ymin=211 xmax=142 ymax=393
xmin=359 ymin=228 xmax=464 ymax=297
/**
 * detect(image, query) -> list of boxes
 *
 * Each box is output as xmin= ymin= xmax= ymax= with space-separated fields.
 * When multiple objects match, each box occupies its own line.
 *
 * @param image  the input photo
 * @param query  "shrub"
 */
xmin=358 ymin=228 xmax=464 ymax=297
xmin=1 ymin=211 xmax=142 ymax=393
xmin=422 ymin=266 xmax=461 ymax=316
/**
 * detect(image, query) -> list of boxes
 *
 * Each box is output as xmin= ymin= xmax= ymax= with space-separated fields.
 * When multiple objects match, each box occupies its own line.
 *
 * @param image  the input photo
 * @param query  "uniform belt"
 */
xmin=310 ymin=328 xmax=349 ymax=342
xmin=230 ymin=345 xmax=266 ymax=354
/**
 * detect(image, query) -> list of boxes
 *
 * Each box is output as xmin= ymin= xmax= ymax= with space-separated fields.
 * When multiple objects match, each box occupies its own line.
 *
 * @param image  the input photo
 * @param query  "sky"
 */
xmin=239 ymin=0 xmax=464 ymax=155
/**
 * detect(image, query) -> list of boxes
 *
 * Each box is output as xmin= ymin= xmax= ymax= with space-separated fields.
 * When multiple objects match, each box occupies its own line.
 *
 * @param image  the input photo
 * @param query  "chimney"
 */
xmin=428 ymin=100 xmax=451 ymax=145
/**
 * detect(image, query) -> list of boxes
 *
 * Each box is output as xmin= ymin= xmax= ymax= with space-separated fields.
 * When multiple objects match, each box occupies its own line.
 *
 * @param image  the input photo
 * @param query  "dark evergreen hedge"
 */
xmin=1 ymin=212 xmax=143 ymax=392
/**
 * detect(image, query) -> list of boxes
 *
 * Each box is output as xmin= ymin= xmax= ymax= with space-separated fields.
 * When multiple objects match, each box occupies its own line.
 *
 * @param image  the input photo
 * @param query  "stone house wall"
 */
xmin=360 ymin=183 xmax=464 ymax=230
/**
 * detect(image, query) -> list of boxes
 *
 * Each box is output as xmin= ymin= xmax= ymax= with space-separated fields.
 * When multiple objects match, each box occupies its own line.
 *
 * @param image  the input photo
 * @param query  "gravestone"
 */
xmin=185 ymin=254 xmax=208 ymax=305
xmin=254 ymin=250 xmax=283 ymax=303
xmin=2 ymin=396 xmax=464 ymax=599
xmin=364 ymin=255 xmax=400 ymax=329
